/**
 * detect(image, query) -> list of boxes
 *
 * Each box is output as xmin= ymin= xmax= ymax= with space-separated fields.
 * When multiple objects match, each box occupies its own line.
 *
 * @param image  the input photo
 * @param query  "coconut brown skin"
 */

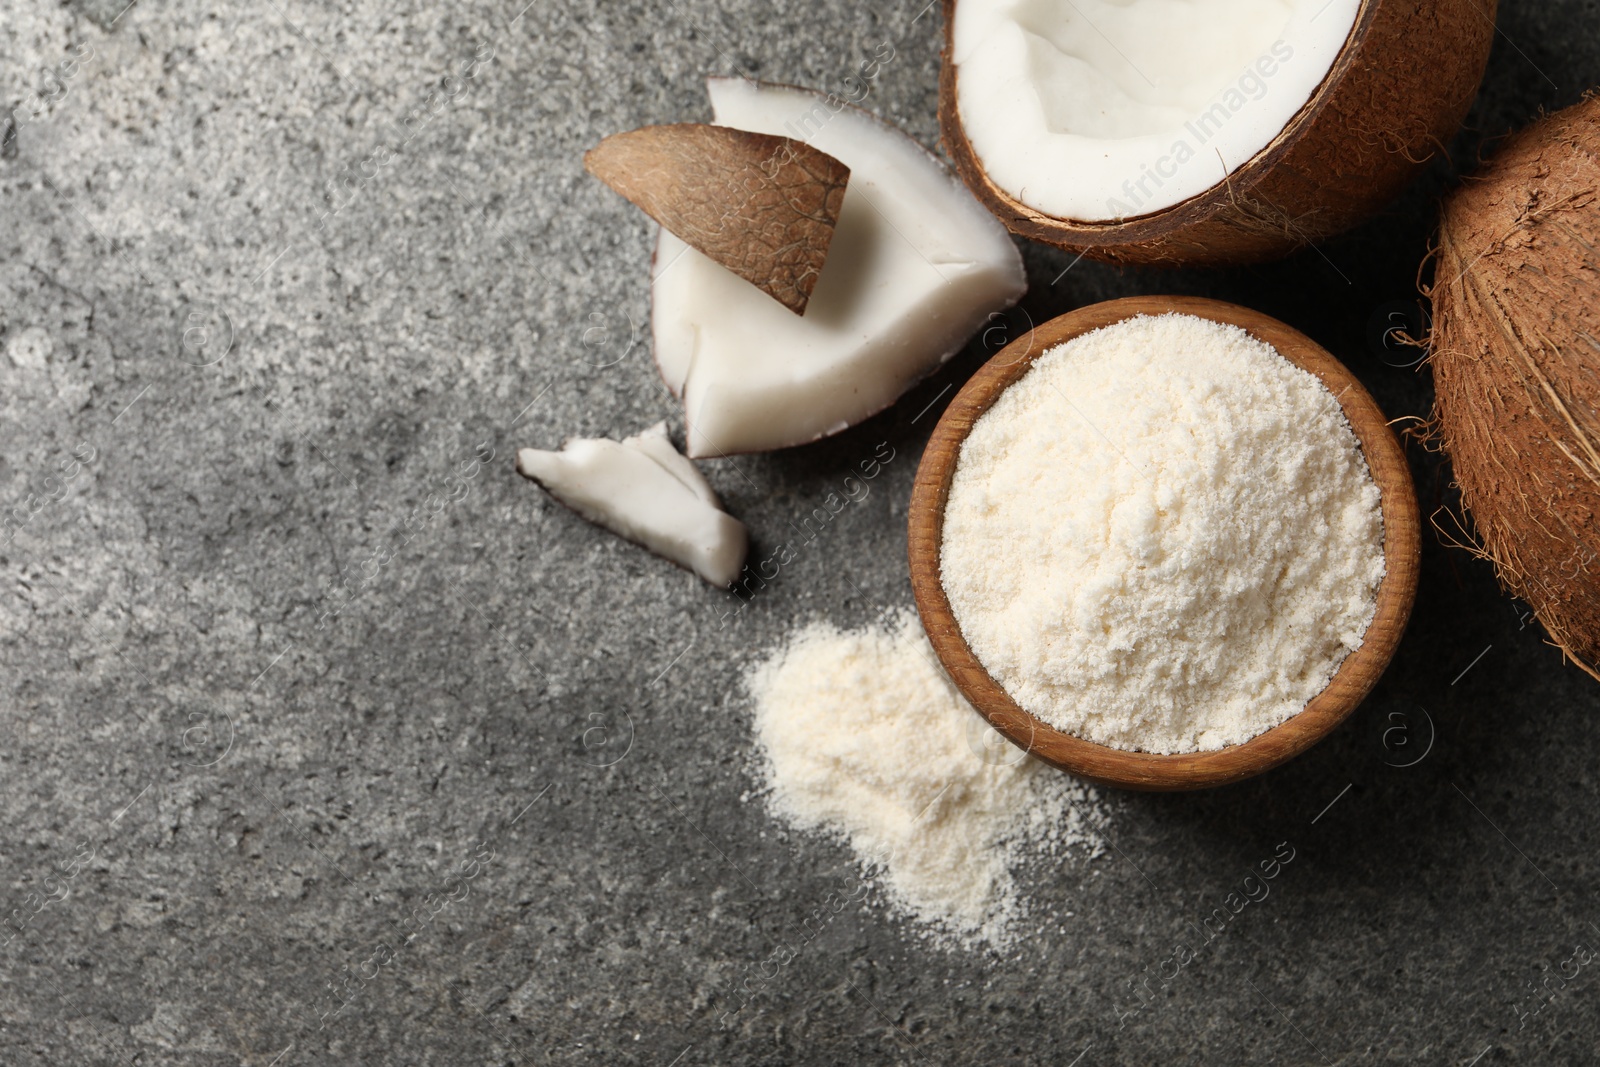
xmin=1431 ymin=96 xmax=1600 ymax=679
xmin=585 ymin=124 xmax=850 ymax=316
xmin=939 ymin=0 xmax=1498 ymax=267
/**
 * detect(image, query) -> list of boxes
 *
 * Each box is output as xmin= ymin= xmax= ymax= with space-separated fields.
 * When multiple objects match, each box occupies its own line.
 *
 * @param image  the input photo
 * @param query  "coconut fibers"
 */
xmin=748 ymin=611 xmax=1107 ymax=948
xmin=941 ymin=313 xmax=1385 ymax=754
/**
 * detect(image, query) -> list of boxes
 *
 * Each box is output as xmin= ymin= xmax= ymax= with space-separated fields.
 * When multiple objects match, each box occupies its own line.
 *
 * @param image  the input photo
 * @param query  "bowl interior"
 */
xmin=907 ymin=295 xmax=1421 ymax=791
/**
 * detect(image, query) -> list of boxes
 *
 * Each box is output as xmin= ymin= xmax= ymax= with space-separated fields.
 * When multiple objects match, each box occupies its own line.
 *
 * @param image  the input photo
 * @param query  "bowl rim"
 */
xmin=907 ymin=295 xmax=1422 ymax=791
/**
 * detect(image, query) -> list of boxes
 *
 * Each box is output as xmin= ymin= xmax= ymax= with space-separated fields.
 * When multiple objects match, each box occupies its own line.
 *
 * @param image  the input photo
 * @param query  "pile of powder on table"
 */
xmin=748 ymin=610 xmax=1106 ymax=948
xmin=941 ymin=313 xmax=1386 ymax=754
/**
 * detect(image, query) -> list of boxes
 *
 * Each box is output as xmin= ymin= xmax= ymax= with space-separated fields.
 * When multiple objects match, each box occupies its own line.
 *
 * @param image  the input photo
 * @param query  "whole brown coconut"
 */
xmin=939 ymin=0 xmax=1498 ymax=267
xmin=1430 ymin=95 xmax=1600 ymax=679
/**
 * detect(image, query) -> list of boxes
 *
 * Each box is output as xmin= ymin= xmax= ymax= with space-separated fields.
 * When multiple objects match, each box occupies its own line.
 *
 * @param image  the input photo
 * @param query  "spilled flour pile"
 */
xmin=747 ymin=610 xmax=1106 ymax=946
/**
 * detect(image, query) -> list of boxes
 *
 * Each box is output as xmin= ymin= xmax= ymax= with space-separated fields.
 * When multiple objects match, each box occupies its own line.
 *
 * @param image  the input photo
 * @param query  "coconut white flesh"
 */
xmin=516 ymin=423 xmax=748 ymax=586
xmin=951 ymin=0 xmax=1362 ymax=222
xmin=618 ymin=421 xmax=722 ymax=508
xmin=652 ymin=77 xmax=1027 ymax=459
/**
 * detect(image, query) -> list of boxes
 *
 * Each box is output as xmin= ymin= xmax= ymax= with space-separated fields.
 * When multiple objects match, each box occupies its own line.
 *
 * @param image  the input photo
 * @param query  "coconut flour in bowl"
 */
xmin=939 ymin=313 xmax=1385 ymax=754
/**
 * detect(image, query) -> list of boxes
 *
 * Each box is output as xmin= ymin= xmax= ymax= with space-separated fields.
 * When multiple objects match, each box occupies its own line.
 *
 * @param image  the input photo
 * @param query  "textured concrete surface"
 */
xmin=1 ymin=1 xmax=1598 ymax=1064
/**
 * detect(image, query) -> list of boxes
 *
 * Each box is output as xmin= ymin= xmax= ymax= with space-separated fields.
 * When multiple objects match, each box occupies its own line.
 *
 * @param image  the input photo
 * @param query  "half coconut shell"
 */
xmin=939 ymin=0 xmax=1498 ymax=266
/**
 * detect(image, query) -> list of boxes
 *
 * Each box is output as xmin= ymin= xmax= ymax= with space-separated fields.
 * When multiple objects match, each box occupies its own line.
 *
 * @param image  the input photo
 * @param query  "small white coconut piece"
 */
xmin=516 ymin=422 xmax=748 ymax=586
xmin=653 ymin=77 xmax=1027 ymax=459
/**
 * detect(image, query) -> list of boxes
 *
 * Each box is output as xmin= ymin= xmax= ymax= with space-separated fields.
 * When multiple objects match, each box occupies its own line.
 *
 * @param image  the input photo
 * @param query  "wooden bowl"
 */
xmin=907 ymin=296 xmax=1421 ymax=791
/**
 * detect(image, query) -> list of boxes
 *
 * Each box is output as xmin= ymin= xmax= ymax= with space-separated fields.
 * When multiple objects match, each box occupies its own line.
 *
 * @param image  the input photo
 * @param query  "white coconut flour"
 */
xmin=748 ymin=611 xmax=1106 ymax=947
xmin=942 ymin=313 xmax=1385 ymax=754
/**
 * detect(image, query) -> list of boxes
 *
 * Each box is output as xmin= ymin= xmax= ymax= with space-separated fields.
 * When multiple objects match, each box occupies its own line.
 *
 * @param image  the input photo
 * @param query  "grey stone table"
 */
xmin=1 ymin=1 xmax=1597 ymax=1063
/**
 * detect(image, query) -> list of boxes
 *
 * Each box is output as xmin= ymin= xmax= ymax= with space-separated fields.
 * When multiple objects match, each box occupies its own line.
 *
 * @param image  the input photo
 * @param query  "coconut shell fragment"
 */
xmin=1430 ymin=95 xmax=1600 ymax=678
xmin=585 ymin=123 xmax=849 ymax=314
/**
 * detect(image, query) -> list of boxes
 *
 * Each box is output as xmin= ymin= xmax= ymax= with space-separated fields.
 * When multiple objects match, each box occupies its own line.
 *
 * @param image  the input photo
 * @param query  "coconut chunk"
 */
xmin=617 ymin=421 xmax=723 ymax=508
xmin=517 ymin=424 xmax=748 ymax=586
xmin=652 ymin=77 xmax=1026 ymax=459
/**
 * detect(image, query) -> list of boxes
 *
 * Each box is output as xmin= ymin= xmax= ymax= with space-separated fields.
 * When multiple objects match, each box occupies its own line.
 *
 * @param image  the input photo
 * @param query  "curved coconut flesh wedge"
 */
xmin=517 ymin=422 xmax=748 ymax=586
xmin=653 ymin=78 xmax=1027 ymax=459
xmin=941 ymin=0 xmax=1498 ymax=265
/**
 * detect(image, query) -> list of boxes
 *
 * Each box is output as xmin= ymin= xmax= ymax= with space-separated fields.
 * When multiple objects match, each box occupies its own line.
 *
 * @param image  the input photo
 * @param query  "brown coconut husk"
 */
xmin=938 ymin=0 xmax=1498 ymax=267
xmin=1428 ymin=95 xmax=1600 ymax=680
xmin=584 ymin=124 xmax=850 ymax=316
